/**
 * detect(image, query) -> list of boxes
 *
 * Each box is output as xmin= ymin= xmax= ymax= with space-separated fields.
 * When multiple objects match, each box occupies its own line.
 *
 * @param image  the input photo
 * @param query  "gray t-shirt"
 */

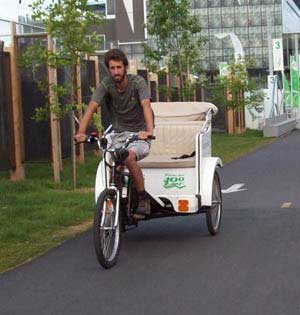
xmin=91 ymin=74 xmax=150 ymax=132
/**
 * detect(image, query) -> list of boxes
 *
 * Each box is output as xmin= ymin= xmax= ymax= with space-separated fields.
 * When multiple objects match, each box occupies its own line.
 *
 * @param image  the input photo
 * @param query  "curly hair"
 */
xmin=104 ymin=49 xmax=129 ymax=68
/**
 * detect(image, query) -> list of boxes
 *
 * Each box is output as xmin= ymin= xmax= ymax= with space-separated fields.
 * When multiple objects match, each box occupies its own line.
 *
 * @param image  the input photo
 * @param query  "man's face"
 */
xmin=108 ymin=60 xmax=126 ymax=83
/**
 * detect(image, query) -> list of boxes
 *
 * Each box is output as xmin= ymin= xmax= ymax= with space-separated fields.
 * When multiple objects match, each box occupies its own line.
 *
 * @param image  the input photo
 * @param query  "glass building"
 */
xmin=190 ymin=0 xmax=300 ymax=73
xmin=88 ymin=0 xmax=300 ymax=76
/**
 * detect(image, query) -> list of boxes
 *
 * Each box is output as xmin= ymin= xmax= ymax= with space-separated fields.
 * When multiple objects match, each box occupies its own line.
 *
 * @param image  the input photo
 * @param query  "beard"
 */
xmin=113 ymin=71 xmax=126 ymax=83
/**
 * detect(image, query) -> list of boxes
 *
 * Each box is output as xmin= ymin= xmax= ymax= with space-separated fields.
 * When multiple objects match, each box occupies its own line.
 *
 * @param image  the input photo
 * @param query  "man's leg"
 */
xmin=125 ymin=150 xmax=150 ymax=215
xmin=124 ymin=150 xmax=144 ymax=192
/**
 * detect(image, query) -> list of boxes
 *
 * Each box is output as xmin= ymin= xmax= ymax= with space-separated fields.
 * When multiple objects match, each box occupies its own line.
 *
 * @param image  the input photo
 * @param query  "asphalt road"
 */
xmin=2 ymin=131 xmax=300 ymax=315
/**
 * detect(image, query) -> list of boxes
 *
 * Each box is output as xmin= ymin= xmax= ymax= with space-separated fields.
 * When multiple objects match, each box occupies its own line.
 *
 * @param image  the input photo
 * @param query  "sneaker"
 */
xmin=135 ymin=194 xmax=151 ymax=215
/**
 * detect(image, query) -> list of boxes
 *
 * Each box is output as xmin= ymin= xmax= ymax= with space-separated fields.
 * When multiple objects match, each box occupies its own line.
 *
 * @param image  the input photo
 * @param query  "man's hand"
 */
xmin=138 ymin=131 xmax=153 ymax=140
xmin=74 ymin=132 xmax=87 ymax=143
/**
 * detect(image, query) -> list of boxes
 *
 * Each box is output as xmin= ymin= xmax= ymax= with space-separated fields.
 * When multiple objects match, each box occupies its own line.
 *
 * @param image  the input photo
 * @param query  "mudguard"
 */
xmin=95 ymin=160 xmax=106 ymax=204
xmin=200 ymin=157 xmax=223 ymax=206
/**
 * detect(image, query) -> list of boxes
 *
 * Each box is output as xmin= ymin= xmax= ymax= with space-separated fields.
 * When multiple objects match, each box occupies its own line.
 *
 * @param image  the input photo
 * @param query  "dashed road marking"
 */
xmin=281 ymin=202 xmax=292 ymax=209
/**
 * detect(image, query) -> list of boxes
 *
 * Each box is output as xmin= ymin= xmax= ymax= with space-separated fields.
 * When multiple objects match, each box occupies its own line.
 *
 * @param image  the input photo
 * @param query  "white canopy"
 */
xmin=151 ymin=102 xmax=218 ymax=121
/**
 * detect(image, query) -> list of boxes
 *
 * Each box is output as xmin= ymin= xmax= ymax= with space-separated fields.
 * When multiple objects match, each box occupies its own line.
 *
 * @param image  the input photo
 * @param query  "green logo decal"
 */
xmin=163 ymin=174 xmax=186 ymax=189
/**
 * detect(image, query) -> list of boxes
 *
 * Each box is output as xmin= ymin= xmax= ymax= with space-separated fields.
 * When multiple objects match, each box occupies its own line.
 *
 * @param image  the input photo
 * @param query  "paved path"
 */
xmin=1 ymin=131 xmax=300 ymax=315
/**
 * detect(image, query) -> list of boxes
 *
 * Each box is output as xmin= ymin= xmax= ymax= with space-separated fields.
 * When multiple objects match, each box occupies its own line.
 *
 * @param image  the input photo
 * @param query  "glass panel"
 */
xmin=249 ymin=0 xmax=261 ymax=4
xmin=248 ymin=6 xmax=262 ymax=27
xmin=235 ymin=0 xmax=249 ymax=4
xmin=208 ymin=7 xmax=221 ymax=28
xmin=235 ymin=6 xmax=249 ymax=27
xmin=192 ymin=0 xmax=207 ymax=8
xmin=208 ymin=0 xmax=221 ymax=7
xmin=222 ymin=7 xmax=234 ymax=28
xmin=222 ymin=0 xmax=234 ymax=6
xmin=209 ymin=36 xmax=222 ymax=49
xmin=106 ymin=0 xmax=116 ymax=15
xmin=248 ymin=27 xmax=263 ymax=46
xmin=274 ymin=4 xmax=282 ymax=25
xmin=198 ymin=9 xmax=209 ymax=28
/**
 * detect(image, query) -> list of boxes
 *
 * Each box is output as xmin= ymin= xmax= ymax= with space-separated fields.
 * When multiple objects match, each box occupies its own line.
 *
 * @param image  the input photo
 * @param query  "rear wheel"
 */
xmin=206 ymin=171 xmax=222 ymax=236
xmin=93 ymin=189 xmax=121 ymax=269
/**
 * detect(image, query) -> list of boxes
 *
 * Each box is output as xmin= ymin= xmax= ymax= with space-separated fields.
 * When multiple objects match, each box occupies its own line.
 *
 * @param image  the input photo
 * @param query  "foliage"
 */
xmin=143 ymin=0 xmax=206 ymax=101
xmin=211 ymin=60 xmax=265 ymax=111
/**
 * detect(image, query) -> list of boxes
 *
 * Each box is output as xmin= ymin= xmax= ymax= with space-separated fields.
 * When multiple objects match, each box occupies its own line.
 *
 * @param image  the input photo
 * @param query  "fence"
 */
xmin=0 ymin=44 xmax=13 ymax=171
xmin=0 ymin=20 xmax=102 ymax=179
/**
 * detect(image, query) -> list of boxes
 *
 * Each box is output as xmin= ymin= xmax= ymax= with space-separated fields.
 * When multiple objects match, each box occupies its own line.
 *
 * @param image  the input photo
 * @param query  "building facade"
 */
xmin=93 ymin=0 xmax=300 ymax=76
xmin=88 ymin=0 xmax=146 ymax=67
xmin=191 ymin=0 xmax=300 ymax=73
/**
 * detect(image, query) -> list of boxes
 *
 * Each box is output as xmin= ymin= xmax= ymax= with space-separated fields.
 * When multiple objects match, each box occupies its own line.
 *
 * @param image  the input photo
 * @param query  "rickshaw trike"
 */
xmin=87 ymin=102 xmax=223 ymax=269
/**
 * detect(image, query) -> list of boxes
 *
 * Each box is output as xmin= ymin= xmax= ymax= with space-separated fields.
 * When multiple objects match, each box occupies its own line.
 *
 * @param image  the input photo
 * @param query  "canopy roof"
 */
xmin=151 ymin=102 xmax=218 ymax=121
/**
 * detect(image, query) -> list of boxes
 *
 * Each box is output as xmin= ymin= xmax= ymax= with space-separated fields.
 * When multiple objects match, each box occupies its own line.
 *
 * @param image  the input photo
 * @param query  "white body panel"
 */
xmin=143 ymin=168 xmax=198 ymax=213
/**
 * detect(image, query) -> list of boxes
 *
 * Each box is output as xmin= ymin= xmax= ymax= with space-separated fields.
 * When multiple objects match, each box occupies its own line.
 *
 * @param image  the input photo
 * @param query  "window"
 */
xmin=208 ymin=7 xmax=222 ymax=28
xmin=208 ymin=0 xmax=221 ymax=7
xmin=106 ymin=0 xmax=116 ymax=16
xmin=222 ymin=0 xmax=234 ymax=6
xmin=87 ymin=34 xmax=106 ymax=51
xmin=248 ymin=6 xmax=262 ymax=26
xmin=87 ymin=0 xmax=115 ymax=18
xmin=192 ymin=0 xmax=207 ymax=8
xmin=235 ymin=6 xmax=249 ymax=27
xmin=222 ymin=7 xmax=234 ymax=28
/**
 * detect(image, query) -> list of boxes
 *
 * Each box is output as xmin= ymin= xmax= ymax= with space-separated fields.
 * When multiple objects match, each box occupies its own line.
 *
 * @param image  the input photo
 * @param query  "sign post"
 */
xmin=273 ymin=38 xmax=284 ymax=72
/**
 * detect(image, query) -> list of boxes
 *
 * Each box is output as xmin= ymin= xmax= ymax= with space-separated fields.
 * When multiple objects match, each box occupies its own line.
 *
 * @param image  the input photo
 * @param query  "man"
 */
xmin=75 ymin=49 xmax=154 ymax=214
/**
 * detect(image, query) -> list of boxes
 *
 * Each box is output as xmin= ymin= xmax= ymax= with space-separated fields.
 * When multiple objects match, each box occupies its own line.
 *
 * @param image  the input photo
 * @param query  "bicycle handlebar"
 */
xmin=83 ymin=133 xmax=155 ymax=151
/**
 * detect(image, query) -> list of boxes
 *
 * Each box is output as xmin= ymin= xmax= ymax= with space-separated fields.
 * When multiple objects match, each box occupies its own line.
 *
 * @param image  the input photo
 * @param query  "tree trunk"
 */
xmin=178 ymin=56 xmax=184 ymax=102
xmin=70 ymin=66 xmax=77 ymax=190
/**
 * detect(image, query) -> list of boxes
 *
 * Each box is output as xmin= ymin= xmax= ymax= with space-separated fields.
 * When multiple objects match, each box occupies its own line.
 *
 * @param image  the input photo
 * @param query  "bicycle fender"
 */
xmin=200 ymin=157 xmax=223 ymax=206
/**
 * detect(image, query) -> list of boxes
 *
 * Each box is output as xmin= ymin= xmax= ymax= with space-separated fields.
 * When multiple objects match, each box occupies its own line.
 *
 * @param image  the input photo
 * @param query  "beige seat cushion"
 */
xmin=139 ymin=121 xmax=202 ymax=168
xmin=150 ymin=121 xmax=204 ymax=156
xmin=138 ymin=155 xmax=195 ymax=168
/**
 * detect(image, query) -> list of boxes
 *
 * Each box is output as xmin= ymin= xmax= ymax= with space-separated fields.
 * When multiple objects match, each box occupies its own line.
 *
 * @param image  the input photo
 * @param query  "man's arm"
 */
xmin=139 ymin=99 xmax=154 ymax=140
xmin=74 ymin=100 xmax=98 ymax=142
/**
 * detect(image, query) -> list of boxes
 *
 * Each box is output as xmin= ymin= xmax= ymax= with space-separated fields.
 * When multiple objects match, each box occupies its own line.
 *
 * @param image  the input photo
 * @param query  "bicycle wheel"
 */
xmin=205 ymin=171 xmax=222 ymax=236
xmin=93 ymin=189 xmax=122 ymax=269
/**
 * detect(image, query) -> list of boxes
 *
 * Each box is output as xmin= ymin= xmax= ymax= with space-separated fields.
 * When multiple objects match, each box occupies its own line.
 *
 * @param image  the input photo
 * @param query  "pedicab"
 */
xmin=86 ymin=102 xmax=223 ymax=269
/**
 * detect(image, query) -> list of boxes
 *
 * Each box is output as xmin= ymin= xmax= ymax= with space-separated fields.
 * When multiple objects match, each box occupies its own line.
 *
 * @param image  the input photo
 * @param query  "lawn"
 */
xmin=0 ymin=130 xmax=274 ymax=273
xmin=0 ymin=151 xmax=100 ymax=273
xmin=212 ymin=129 xmax=274 ymax=164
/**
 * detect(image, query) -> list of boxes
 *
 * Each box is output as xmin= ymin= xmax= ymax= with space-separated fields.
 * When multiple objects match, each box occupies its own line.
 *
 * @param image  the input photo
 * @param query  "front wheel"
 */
xmin=93 ymin=189 xmax=122 ymax=269
xmin=206 ymin=171 xmax=222 ymax=236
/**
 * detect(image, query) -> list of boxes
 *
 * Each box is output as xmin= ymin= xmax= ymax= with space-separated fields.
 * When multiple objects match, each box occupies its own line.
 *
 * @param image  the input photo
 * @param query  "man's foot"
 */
xmin=135 ymin=191 xmax=151 ymax=215
xmin=133 ymin=213 xmax=146 ymax=220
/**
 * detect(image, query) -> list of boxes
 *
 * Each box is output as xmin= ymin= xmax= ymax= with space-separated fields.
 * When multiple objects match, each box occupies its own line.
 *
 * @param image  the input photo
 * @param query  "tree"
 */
xmin=21 ymin=0 xmax=103 ymax=189
xmin=211 ymin=60 xmax=265 ymax=134
xmin=144 ymin=0 xmax=206 ymax=101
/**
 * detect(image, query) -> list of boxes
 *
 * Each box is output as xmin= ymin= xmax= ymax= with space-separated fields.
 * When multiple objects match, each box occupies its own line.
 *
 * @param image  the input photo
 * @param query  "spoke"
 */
xmin=104 ymin=229 xmax=115 ymax=259
xmin=103 ymin=232 xmax=111 ymax=258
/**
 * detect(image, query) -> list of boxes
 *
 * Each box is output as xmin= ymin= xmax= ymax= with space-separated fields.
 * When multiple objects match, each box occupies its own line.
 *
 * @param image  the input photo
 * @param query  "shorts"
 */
xmin=109 ymin=131 xmax=151 ymax=161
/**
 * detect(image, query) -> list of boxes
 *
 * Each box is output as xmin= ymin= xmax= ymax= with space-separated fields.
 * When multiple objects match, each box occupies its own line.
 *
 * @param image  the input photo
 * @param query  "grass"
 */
xmin=212 ymin=129 xmax=275 ymax=164
xmin=0 ymin=150 xmax=100 ymax=273
xmin=0 ymin=130 xmax=274 ymax=273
